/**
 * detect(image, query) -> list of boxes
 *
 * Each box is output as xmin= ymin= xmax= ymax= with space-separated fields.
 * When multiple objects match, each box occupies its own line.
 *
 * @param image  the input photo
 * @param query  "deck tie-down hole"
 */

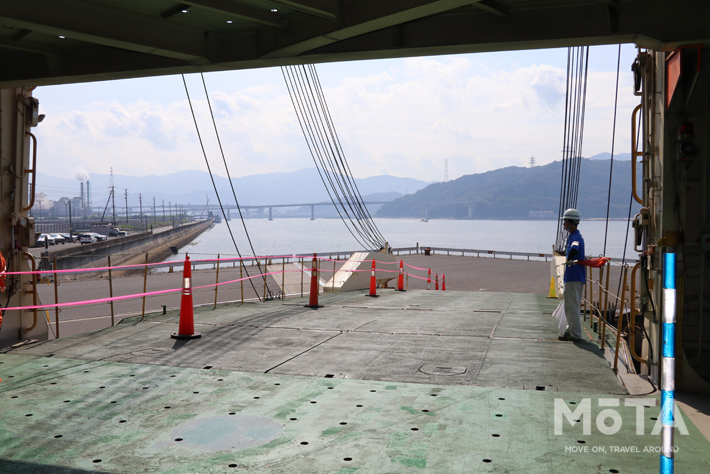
xmin=411 ymin=428 xmax=419 ymax=431
xmin=203 ymin=366 xmax=213 ymax=369
xmin=340 ymin=422 xmax=347 ymax=425
xmin=535 ymin=386 xmax=546 ymax=391
xmin=422 ymin=409 xmax=429 ymax=413
xmin=609 ymin=470 xmax=619 ymax=473
xmin=324 ymin=374 xmax=334 ymax=378
xmin=356 ymin=405 xmax=363 ymax=407
xmin=110 ymin=401 xmax=117 ymax=404
xmin=495 ymin=414 xmax=503 ymax=417
xmin=164 ymin=406 xmax=171 ymax=409
xmin=54 ymin=435 xmax=62 ymax=438
xmin=650 ymin=417 xmax=658 ymax=420
xmin=300 ymin=441 xmax=309 ymax=445
xmin=370 ymin=390 xmax=376 ymax=392
xmin=343 ymin=458 xmax=353 ymax=462
xmin=573 ymin=419 xmax=581 ymax=423
xmin=228 ymin=464 xmax=238 ymax=468
xmin=492 ymin=434 xmax=500 ymax=437
xmin=11 ymin=396 xmax=18 ymax=399
xmin=498 ymin=398 xmax=505 ymax=400
xmin=483 ymin=459 xmax=492 ymax=463
xmin=569 ymin=401 xmax=577 ymax=404
xmin=63 ymin=400 xmax=70 ymax=403
xmin=99 ymin=386 xmax=106 ymax=389
xmin=327 ymin=387 xmax=334 ymax=389
xmin=25 ymin=414 xmax=33 ymax=417
xmin=92 ymin=460 xmax=102 ymax=463
xmin=577 ymin=440 xmax=586 ymax=444
xmin=119 ymin=420 xmax=127 ymax=423
xmin=310 ymin=401 xmax=317 ymax=404
xmin=217 ymin=379 xmax=224 ymax=382
xmin=175 ymin=438 xmax=183 ymax=442
xmin=290 ymin=418 xmax=297 ymax=421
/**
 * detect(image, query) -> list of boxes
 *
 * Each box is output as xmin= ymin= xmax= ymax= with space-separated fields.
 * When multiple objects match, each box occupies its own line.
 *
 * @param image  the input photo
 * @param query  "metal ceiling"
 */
xmin=1 ymin=0 xmax=709 ymax=87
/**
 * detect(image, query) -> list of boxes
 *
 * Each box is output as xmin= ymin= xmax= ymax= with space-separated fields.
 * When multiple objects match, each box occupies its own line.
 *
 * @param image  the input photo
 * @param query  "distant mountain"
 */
xmin=375 ymin=158 xmax=641 ymax=219
xmin=35 ymin=169 xmax=431 ymax=209
xmin=588 ymin=152 xmax=631 ymax=161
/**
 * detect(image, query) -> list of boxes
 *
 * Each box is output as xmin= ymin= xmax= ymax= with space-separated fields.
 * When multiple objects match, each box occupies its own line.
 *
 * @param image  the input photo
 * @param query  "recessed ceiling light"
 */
xmin=58 ymin=35 xmax=66 ymax=39
xmin=226 ymin=20 xmax=233 ymax=24
xmin=181 ymin=9 xmax=189 ymax=13
xmin=271 ymin=8 xmax=278 ymax=12
xmin=4 ymin=25 xmax=13 ymax=29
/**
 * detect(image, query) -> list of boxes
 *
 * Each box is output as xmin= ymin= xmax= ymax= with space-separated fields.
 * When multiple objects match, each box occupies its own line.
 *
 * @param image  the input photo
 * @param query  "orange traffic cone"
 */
xmin=435 ymin=273 xmax=439 ymax=290
xmin=396 ymin=260 xmax=405 ymax=291
xmin=305 ymin=253 xmax=322 ymax=308
xmin=427 ymin=268 xmax=431 ymax=290
xmin=442 ymin=274 xmax=446 ymax=291
xmin=367 ymin=258 xmax=379 ymax=297
xmin=171 ymin=255 xmax=201 ymax=340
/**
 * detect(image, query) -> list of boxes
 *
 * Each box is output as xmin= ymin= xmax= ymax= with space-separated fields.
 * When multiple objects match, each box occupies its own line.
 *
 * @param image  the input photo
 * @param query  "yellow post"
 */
xmin=108 ymin=254 xmax=115 ymax=326
xmin=141 ymin=253 xmax=148 ymax=321
xmin=214 ymin=253 xmax=220 ymax=309
xmin=53 ymin=256 xmax=59 ymax=338
xmin=332 ymin=259 xmax=336 ymax=293
xmin=262 ymin=258 xmax=266 ymax=302
xmin=600 ymin=262 xmax=611 ymax=349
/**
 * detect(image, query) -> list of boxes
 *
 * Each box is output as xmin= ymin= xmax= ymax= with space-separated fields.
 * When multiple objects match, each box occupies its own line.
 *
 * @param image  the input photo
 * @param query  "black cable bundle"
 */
xmin=555 ymin=46 xmax=590 ymax=253
xmin=282 ymin=65 xmax=388 ymax=252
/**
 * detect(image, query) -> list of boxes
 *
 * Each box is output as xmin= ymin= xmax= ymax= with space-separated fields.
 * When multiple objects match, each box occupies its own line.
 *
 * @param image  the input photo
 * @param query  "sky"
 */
xmin=34 ymin=44 xmax=639 ymax=184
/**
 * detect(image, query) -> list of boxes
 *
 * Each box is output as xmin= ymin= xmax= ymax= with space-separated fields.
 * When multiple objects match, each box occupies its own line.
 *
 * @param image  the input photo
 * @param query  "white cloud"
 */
xmin=34 ymin=53 xmax=636 ymax=182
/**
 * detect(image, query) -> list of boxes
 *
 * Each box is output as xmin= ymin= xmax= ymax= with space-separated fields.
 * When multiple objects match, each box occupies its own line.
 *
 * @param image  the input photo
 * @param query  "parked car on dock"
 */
xmin=117 ymin=231 xmax=128 ymax=237
xmin=35 ymin=234 xmax=55 ymax=247
xmin=92 ymin=233 xmax=108 ymax=242
xmin=50 ymin=233 xmax=65 ymax=244
xmin=78 ymin=233 xmax=96 ymax=245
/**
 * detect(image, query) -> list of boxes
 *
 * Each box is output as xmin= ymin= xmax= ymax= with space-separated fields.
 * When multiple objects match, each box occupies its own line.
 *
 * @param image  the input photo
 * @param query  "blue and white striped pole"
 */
xmin=660 ymin=250 xmax=676 ymax=473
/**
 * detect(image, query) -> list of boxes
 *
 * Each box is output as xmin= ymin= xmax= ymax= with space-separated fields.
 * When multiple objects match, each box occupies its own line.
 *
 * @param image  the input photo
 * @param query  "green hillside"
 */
xmin=375 ymin=158 xmax=641 ymax=219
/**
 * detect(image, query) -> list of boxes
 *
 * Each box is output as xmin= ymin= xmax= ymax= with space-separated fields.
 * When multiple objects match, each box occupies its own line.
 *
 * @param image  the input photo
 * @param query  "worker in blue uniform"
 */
xmin=559 ymin=208 xmax=585 ymax=342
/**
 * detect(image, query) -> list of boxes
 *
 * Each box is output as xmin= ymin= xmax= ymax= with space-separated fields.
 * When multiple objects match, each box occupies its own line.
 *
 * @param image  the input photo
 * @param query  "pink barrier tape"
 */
xmin=403 ymin=263 xmax=430 ymax=271
xmin=404 ymin=272 xmax=430 ymax=281
xmin=2 ymin=287 xmax=181 ymax=311
xmin=3 ymin=264 xmax=440 ymax=312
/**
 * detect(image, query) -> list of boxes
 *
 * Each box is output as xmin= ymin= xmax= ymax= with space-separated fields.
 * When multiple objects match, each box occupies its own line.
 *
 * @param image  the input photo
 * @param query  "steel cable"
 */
xmin=199 ymin=73 xmax=272 ymax=299
xmin=181 ymin=75 xmax=262 ymax=301
xmin=282 ymin=65 xmax=387 ymax=251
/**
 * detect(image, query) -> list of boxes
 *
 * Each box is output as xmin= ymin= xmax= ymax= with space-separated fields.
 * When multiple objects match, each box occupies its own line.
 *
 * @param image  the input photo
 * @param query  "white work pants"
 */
xmin=563 ymin=281 xmax=584 ymax=339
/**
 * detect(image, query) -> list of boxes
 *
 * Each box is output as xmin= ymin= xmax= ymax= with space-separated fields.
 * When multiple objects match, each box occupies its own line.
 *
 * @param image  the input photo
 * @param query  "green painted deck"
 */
xmin=1 ymin=289 xmax=709 ymax=473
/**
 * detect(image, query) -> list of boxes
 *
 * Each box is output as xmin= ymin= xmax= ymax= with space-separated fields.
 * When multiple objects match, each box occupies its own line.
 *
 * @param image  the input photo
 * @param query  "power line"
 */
xmin=282 ymin=64 xmax=387 ymax=251
xmin=181 ymin=74 xmax=263 ymax=300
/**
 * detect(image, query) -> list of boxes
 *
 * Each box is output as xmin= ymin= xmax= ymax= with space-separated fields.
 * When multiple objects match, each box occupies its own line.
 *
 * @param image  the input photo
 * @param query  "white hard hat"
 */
xmin=561 ymin=208 xmax=581 ymax=223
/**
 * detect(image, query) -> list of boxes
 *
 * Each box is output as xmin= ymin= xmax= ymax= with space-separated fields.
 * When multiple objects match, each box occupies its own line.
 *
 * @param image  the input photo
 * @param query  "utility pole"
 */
xmin=529 ymin=156 xmax=536 ymax=167
xmin=124 ymin=189 xmax=129 ymax=226
xmin=110 ymin=167 xmax=116 ymax=224
xmin=162 ymin=200 xmax=165 ymax=221
xmin=68 ymin=201 xmax=72 ymax=239
xmin=139 ymin=193 xmax=143 ymax=231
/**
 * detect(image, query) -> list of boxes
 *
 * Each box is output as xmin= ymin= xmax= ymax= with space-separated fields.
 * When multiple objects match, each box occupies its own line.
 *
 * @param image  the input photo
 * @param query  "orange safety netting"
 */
xmin=576 ymin=257 xmax=611 ymax=268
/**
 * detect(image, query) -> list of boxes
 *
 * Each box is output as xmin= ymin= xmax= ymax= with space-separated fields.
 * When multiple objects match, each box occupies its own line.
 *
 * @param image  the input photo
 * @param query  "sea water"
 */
xmin=164 ymin=218 xmax=636 ymax=262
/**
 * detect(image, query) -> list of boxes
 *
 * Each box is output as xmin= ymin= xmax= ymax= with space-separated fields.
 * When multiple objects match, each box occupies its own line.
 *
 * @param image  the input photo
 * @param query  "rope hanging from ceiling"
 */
xmin=282 ymin=64 xmax=388 ymax=252
xmin=555 ymin=46 xmax=590 ymax=254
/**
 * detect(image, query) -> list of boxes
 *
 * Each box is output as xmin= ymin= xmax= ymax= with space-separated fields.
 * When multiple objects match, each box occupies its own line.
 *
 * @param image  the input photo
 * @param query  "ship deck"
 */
xmin=1 ymin=257 xmax=709 ymax=473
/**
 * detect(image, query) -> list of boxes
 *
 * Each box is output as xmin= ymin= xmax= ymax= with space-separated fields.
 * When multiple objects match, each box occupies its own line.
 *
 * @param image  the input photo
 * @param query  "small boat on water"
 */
xmin=421 ymin=217 xmax=428 ymax=222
